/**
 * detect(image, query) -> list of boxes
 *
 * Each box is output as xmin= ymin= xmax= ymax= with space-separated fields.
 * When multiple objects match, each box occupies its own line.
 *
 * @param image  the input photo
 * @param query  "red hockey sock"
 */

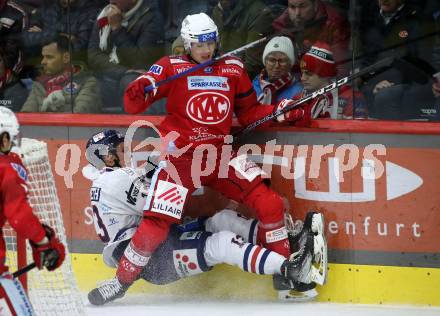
xmin=116 ymin=216 xmax=171 ymax=285
xmin=257 ymin=224 xmax=290 ymax=257
xmin=116 ymin=243 xmax=149 ymax=285
xmin=244 ymin=184 xmax=290 ymax=257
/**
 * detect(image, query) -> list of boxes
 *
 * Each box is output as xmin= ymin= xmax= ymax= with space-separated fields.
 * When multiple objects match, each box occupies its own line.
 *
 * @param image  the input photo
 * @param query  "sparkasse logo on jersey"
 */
xmin=186 ymin=92 xmax=231 ymax=125
xmin=187 ymin=76 xmax=230 ymax=91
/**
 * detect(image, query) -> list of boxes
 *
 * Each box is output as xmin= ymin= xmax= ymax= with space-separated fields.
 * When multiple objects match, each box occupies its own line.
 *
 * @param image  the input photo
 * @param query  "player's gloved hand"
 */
xmin=125 ymin=74 xmax=157 ymax=101
xmin=275 ymin=99 xmax=304 ymax=123
xmin=30 ymin=224 xmax=66 ymax=271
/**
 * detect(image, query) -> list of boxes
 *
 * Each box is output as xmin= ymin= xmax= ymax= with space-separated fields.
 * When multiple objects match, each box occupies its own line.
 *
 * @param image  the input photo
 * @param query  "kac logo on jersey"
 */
xmin=10 ymin=163 xmax=27 ymax=181
xmin=204 ymin=67 xmax=213 ymax=73
xmin=187 ymin=76 xmax=229 ymax=91
xmin=151 ymin=180 xmax=188 ymax=220
xmin=148 ymin=64 xmax=163 ymax=75
xmin=186 ymin=92 xmax=231 ymax=125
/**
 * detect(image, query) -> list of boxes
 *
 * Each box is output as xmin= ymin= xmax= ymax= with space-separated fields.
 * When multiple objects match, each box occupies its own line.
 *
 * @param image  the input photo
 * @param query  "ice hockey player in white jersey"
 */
xmin=84 ymin=130 xmax=327 ymax=306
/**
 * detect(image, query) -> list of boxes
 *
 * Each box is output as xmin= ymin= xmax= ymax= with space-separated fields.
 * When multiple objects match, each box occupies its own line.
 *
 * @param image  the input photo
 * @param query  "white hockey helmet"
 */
xmin=0 ymin=106 xmax=20 ymax=151
xmin=180 ymin=12 xmax=219 ymax=51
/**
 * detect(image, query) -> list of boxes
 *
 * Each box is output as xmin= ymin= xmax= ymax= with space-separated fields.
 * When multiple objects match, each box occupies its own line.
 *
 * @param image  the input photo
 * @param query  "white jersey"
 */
xmin=90 ymin=167 xmax=150 ymax=267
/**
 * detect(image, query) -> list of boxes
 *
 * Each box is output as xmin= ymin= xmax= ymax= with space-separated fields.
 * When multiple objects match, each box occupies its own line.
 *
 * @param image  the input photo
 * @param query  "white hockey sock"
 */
xmin=204 ymin=209 xmax=258 ymax=243
xmin=204 ymin=231 xmax=285 ymax=275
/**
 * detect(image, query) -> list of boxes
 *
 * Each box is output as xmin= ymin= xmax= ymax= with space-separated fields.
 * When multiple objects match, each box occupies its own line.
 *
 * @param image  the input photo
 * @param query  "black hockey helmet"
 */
xmin=85 ymin=130 xmax=124 ymax=169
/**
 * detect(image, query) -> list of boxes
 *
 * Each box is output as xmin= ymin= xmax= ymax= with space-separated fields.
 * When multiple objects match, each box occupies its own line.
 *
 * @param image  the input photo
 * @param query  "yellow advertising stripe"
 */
xmin=72 ymin=254 xmax=440 ymax=306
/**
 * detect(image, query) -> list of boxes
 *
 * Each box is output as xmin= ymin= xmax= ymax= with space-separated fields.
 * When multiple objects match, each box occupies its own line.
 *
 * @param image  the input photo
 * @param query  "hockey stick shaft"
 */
xmin=234 ymin=56 xmax=395 ymax=138
xmin=144 ymin=37 xmax=268 ymax=93
xmin=12 ymin=262 xmax=36 ymax=279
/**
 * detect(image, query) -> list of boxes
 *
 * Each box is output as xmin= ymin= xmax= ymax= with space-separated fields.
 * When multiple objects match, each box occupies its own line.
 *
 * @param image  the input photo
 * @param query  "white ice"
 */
xmin=85 ymin=295 xmax=440 ymax=316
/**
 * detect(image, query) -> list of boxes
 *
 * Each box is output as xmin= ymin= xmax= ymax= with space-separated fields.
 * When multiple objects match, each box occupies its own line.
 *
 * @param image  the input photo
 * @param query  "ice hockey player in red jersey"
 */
xmin=121 ymin=12 xmax=316 ymax=294
xmin=0 ymin=106 xmax=65 ymax=315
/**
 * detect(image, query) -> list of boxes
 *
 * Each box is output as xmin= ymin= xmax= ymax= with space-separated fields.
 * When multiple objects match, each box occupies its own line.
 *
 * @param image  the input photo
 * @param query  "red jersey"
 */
xmin=0 ymin=153 xmax=45 ymax=270
xmin=125 ymin=55 xmax=275 ymax=151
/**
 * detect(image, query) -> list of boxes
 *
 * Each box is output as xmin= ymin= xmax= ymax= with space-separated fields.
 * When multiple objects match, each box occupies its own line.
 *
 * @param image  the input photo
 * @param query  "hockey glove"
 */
xmin=125 ymin=74 xmax=157 ymax=101
xmin=30 ymin=224 xmax=66 ymax=271
xmin=275 ymin=99 xmax=304 ymax=123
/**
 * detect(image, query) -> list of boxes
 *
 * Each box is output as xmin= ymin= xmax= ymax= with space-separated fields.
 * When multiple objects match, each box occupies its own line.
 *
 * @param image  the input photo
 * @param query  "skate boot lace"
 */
xmin=98 ymin=278 xmax=124 ymax=300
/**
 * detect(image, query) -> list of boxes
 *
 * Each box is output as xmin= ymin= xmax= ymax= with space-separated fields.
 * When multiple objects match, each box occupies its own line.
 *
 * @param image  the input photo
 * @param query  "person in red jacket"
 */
xmin=0 ymin=106 xmax=65 ymax=315
xmin=118 ymin=12 xmax=317 ymax=299
xmin=272 ymin=0 xmax=350 ymax=75
xmin=291 ymin=41 xmax=368 ymax=127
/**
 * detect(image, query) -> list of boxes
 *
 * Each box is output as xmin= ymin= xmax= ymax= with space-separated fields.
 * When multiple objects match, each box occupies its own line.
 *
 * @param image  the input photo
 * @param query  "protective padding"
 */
xmin=242 ymin=184 xmax=284 ymax=226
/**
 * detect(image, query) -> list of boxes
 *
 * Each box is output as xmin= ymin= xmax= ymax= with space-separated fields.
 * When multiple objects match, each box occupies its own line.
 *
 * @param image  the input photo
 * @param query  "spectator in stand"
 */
xmin=252 ymin=36 xmax=303 ymax=104
xmin=0 ymin=0 xmax=28 ymax=76
xmin=260 ymin=0 xmax=287 ymax=19
xmin=0 ymin=44 xmax=30 ymax=112
xmin=359 ymin=0 xmax=438 ymax=120
xmin=272 ymin=0 xmax=350 ymax=76
xmin=290 ymin=42 xmax=367 ymax=126
xmin=161 ymin=0 xmax=217 ymax=48
xmin=14 ymin=0 xmax=45 ymax=8
xmin=21 ymin=36 xmax=101 ymax=113
xmin=21 ymin=0 xmax=100 ymax=64
xmin=211 ymin=0 xmax=275 ymax=78
xmin=88 ymin=0 xmax=164 ymax=112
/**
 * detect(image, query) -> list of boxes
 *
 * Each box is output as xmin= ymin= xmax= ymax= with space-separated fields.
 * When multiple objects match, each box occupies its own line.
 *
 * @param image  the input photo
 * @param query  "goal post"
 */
xmin=4 ymin=138 xmax=86 ymax=315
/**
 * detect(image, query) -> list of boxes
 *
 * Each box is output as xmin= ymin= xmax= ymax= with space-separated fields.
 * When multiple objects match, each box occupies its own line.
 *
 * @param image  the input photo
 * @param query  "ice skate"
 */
xmin=273 ymin=274 xmax=318 ymax=302
xmin=281 ymin=232 xmax=315 ymax=284
xmin=286 ymin=211 xmax=328 ymax=285
xmin=88 ymin=277 xmax=129 ymax=306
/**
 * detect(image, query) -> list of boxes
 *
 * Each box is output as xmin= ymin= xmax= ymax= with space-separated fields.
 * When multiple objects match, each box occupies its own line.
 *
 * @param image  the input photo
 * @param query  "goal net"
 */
xmin=4 ymin=138 xmax=85 ymax=315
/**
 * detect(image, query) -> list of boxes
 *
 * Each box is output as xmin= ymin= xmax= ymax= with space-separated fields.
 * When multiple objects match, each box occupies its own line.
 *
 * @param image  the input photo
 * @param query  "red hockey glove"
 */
xmin=30 ymin=224 xmax=66 ymax=271
xmin=125 ymin=74 xmax=157 ymax=101
xmin=275 ymin=99 xmax=304 ymax=123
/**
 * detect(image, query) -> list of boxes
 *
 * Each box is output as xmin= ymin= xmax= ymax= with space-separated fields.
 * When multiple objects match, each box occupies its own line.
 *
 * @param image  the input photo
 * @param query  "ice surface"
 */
xmin=85 ymin=294 xmax=440 ymax=316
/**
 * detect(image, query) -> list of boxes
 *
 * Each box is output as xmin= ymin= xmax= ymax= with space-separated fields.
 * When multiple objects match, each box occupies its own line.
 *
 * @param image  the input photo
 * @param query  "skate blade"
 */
xmin=310 ymin=233 xmax=328 ymax=285
xmin=278 ymin=289 xmax=318 ymax=302
xmin=311 ymin=213 xmax=324 ymax=235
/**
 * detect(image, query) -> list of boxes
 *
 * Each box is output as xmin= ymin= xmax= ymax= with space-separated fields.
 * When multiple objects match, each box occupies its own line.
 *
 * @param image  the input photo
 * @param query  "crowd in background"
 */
xmin=1 ymin=0 xmax=439 ymax=121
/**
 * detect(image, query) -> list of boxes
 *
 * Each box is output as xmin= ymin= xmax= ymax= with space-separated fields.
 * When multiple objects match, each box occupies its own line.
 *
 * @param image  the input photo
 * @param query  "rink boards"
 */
xmin=18 ymin=114 xmax=440 ymax=306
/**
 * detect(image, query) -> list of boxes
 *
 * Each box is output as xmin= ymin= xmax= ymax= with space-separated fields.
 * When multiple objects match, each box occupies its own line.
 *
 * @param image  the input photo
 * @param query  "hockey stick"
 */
xmin=144 ymin=37 xmax=268 ymax=93
xmin=12 ymin=262 xmax=36 ymax=279
xmin=234 ymin=55 xmax=396 ymax=139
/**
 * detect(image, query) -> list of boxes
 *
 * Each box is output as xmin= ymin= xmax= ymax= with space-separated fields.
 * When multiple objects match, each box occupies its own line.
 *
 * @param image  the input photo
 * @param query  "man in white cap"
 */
xmin=253 ymin=36 xmax=303 ymax=104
